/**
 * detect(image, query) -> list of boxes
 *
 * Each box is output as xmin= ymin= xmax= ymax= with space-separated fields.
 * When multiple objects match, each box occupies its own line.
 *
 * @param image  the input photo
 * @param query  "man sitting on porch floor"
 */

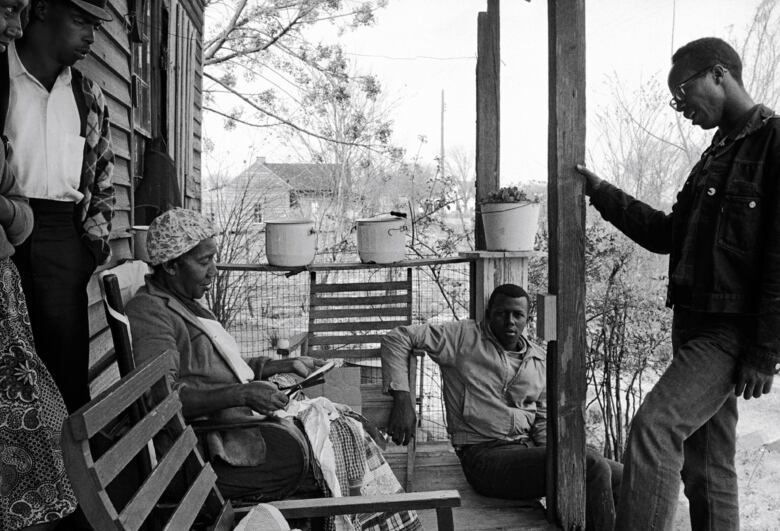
xmin=381 ymin=283 xmax=623 ymax=531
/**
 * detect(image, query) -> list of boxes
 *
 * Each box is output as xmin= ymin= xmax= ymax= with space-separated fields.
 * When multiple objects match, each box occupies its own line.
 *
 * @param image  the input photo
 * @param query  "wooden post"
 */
xmin=461 ymin=251 xmax=533 ymax=318
xmin=475 ymin=0 xmax=500 ymax=250
xmin=547 ymin=0 xmax=587 ymax=529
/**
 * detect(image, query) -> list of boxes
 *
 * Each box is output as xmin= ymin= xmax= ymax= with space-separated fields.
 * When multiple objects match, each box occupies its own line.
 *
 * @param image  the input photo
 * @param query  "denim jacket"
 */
xmin=381 ymin=320 xmax=546 ymax=446
xmin=589 ymin=105 xmax=780 ymax=373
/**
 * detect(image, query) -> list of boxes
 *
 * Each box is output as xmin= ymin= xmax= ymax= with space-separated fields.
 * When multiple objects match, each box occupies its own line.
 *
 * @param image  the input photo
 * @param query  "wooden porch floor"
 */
xmin=385 ymin=442 xmax=559 ymax=531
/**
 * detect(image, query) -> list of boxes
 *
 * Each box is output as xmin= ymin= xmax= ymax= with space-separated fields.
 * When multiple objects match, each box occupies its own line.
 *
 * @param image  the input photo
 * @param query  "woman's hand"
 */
xmin=263 ymin=356 xmax=329 ymax=378
xmin=239 ymin=381 xmax=290 ymax=414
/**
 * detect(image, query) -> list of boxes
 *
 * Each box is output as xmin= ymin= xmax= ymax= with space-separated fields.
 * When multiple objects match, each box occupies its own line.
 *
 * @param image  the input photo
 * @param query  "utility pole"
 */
xmin=440 ymin=90 xmax=445 ymax=178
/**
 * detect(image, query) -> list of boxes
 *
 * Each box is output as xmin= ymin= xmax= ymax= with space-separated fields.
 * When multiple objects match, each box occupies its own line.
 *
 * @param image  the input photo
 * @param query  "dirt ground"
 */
xmin=672 ymin=385 xmax=780 ymax=530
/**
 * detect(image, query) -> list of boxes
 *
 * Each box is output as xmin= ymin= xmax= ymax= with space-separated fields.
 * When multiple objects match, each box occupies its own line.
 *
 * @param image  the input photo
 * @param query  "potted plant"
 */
xmin=480 ymin=186 xmax=541 ymax=251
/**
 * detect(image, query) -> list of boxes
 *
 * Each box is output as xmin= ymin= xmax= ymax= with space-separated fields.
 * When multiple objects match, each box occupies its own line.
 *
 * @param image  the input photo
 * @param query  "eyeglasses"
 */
xmin=669 ymin=65 xmax=714 ymax=111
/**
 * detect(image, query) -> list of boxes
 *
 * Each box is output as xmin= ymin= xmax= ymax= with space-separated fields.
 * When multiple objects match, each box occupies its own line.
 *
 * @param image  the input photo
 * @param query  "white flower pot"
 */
xmin=481 ymin=201 xmax=540 ymax=251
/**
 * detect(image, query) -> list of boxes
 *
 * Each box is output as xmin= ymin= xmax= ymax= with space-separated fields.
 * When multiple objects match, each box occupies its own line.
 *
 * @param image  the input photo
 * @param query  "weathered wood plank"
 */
xmin=91 ymin=31 xmax=132 ymax=82
xmin=547 ymin=0 xmax=587 ymax=528
xmin=307 ymin=348 xmax=379 ymax=359
xmin=310 ymin=307 xmax=411 ymax=320
xmin=77 ymin=57 xmax=131 ymax=106
xmin=120 ymin=429 xmax=199 ymax=530
xmin=88 ymin=299 xmax=108 ymax=337
xmin=270 ymin=491 xmax=460 ymax=519
xmin=164 ymin=465 xmax=216 ymax=531
xmin=311 ymin=280 xmax=411 ymax=293
xmin=217 ymin=256 xmax=473 ymax=273
xmin=308 ymin=334 xmax=386 ymax=346
xmin=310 ymin=294 xmax=410 ymax=306
xmin=72 ymin=354 xmax=173 ymax=439
xmin=309 ymin=320 xmax=409 ymax=333
xmin=94 ymin=392 xmax=180 ymax=486
xmin=474 ymin=0 xmax=500 ymax=251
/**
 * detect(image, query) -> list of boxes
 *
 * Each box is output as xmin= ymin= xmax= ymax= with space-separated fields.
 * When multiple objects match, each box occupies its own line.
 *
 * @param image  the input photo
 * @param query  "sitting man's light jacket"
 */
xmin=381 ymin=320 xmax=546 ymax=447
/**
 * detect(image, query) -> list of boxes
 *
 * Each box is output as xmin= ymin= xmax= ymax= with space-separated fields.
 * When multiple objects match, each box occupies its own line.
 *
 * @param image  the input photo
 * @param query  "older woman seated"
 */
xmin=125 ymin=209 xmax=421 ymax=530
xmin=125 ymin=208 xmax=323 ymax=501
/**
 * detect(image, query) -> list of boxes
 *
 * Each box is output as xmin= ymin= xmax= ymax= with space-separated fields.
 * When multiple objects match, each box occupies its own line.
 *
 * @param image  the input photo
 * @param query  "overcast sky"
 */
xmin=203 ymin=0 xmax=765 ymax=184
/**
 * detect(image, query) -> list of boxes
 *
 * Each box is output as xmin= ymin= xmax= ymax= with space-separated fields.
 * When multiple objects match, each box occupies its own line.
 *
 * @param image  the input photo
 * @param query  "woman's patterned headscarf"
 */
xmin=146 ymin=208 xmax=216 ymax=265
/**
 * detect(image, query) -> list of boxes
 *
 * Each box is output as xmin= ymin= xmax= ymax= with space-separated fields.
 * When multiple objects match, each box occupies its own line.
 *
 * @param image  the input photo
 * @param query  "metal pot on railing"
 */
xmin=265 ymin=219 xmax=317 ymax=267
xmin=356 ymin=212 xmax=407 ymax=264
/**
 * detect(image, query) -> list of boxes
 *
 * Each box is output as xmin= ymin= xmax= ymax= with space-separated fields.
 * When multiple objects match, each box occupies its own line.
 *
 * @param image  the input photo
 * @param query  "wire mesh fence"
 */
xmin=215 ymin=259 xmax=472 ymax=441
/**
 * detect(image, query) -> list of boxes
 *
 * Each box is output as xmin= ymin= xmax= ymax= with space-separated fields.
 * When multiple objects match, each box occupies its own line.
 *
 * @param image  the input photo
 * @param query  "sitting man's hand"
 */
xmin=240 ymin=381 xmax=290 ymax=414
xmin=262 ymin=356 xmax=328 ymax=378
xmin=735 ymin=362 xmax=774 ymax=400
xmin=387 ymin=390 xmax=417 ymax=446
xmin=575 ymin=164 xmax=604 ymax=196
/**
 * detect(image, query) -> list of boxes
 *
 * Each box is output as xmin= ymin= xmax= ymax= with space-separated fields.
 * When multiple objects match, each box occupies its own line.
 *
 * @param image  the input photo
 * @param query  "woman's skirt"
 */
xmin=0 ymin=257 xmax=77 ymax=530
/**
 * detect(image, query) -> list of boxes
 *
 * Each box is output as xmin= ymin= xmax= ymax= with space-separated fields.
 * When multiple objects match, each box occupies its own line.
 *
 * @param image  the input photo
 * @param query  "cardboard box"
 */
xmin=303 ymin=367 xmax=362 ymax=413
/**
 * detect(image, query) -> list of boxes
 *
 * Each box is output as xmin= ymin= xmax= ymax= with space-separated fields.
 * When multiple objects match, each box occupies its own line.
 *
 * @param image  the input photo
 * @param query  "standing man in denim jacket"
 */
xmin=577 ymin=37 xmax=779 ymax=530
xmin=381 ymin=284 xmax=623 ymax=531
xmin=7 ymin=0 xmax=114 ymax=413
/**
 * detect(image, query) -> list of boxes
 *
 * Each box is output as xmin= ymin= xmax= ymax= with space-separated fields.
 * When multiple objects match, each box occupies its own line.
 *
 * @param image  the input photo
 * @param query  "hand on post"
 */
xmin=575 ymin=164 xmax=604 ymax=196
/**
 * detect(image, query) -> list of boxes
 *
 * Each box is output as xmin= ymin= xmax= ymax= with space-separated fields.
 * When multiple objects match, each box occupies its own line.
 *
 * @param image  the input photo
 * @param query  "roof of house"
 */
xmin=264 ymin=163 xmax=339 ymax=192
xmin=230 ymin=160 xmax=291 ymax=191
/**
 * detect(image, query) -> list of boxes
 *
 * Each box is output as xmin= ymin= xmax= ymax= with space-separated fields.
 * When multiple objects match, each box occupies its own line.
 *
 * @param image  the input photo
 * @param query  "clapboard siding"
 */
xmin=179 ymin=0 xmax=205 ymax=30
xmin=84 ymin=0 xmax=205 ymax=397
xmin=82 ymin=0 xmax=135 ymax=397
xmin=169 ymin=0 xmax=204 ymax=211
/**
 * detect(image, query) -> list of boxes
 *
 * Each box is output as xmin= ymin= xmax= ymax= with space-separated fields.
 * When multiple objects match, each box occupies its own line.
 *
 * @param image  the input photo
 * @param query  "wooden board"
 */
xmin=474 ymin=0 xmax=500 ymax=251
xmin=547 ymin=0 xmax=588 ymax=527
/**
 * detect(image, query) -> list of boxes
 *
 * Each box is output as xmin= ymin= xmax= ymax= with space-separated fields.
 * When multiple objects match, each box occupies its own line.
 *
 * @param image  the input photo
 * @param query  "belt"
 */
xmin=29 ymin=198 xmax=77 ymax=213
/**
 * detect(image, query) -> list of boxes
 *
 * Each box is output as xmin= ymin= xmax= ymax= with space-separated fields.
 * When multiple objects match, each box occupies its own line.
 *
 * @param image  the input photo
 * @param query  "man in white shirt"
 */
xmin=8 ymin=0 xmax=114 ymax=414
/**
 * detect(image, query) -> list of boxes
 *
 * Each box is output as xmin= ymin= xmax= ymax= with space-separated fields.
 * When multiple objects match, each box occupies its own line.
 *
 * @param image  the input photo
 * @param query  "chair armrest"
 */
xmin=265 ymin=490 xmax=461 ymax=519
xmin=189 ymin=416 xmax=282 ymax=433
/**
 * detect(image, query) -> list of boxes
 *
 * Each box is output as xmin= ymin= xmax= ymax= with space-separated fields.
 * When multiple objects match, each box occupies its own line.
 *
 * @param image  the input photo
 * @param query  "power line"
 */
xmin=344 ymin=52 xmax=475 ymax=61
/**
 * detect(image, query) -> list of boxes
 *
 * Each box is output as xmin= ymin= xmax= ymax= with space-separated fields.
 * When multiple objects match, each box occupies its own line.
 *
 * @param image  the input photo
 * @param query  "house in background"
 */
xmin=206 ymin=157 xmax=347 ymax=226
xmin=262 ymin=160 xmax=341 ymax=221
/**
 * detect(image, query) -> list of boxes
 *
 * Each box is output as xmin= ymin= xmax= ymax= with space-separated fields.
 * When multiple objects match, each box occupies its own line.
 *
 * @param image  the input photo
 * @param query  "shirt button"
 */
xmin=775 ymin=362 xmax=780 ymax=373
xmin=749 ymin=201 xmax=757 ymax=208
xmin=707 ymin=187 xmax=716 ymax=196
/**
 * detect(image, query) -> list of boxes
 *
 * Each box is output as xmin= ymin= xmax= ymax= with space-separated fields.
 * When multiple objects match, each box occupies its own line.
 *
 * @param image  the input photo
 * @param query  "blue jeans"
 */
xmin=615 ymin=310 xmax=746 ymax=531
xmin=457 ymin=440 xmax=623 ymax=531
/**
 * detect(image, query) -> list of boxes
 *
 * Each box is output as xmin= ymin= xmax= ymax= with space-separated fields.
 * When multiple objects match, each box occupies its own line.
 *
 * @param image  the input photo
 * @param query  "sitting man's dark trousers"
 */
xmin=456 ymin=441 xmax=621 ymax=531
xmin=381 ymin=284 xmax=623 ymax=531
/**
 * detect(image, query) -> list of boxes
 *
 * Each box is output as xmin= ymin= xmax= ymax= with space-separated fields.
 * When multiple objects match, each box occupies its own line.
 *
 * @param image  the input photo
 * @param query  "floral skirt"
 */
xmin=0 ymin=257 xmax=77 ymax=530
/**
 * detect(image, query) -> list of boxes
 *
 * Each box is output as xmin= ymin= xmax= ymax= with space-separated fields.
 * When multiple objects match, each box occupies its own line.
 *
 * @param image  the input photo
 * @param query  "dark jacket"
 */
xmin=589 ymin=104 xmax=780 ymax=374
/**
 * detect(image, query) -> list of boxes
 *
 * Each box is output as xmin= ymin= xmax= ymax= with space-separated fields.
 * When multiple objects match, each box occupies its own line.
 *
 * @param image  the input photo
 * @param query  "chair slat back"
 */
xmin=102 ymin=273 xmax=137 ymax=377
xmin=307 ymin=268 xmax=413 ymax=362
xmin=305 ymin=268 xmax=420 ymax=491
xmin=62 ymin=350 xmax=229 ymax=531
